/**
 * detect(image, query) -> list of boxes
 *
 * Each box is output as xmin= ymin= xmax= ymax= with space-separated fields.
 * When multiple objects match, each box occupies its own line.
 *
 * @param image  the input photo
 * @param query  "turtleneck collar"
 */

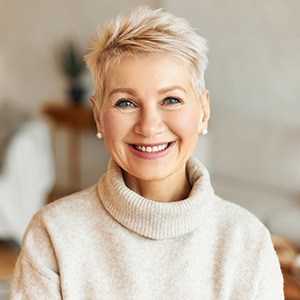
xmin=97 ymin=157 xmax=215 ymax=240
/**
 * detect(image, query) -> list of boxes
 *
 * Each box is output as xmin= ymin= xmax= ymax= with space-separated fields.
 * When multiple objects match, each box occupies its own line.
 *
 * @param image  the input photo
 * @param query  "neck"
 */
xmin=122 ymin=168 xmax=191 ymax=203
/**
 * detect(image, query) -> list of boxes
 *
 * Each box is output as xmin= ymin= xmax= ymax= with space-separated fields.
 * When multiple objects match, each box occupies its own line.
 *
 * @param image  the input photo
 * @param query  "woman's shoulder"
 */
xmin=43 ymin=184 xmax=99 ymax=213
xmin=211 ymin=194 xmax=270 ymax=237
xmin=28 ymin=184 xmax=102 ymax=230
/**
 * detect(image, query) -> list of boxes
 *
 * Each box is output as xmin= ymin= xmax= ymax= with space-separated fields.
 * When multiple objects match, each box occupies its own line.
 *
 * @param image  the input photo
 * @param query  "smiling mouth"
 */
xmin=132 ymin=142 xmax=173 ymax=153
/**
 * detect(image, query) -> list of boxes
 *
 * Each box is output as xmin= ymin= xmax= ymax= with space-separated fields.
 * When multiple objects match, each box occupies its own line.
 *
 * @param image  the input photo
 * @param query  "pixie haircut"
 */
xmin=85 ymin=6 xmax=208 ymax=105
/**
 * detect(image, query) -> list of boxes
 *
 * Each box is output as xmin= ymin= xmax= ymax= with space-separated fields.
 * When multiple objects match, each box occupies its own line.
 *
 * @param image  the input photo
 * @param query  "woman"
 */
xmin=11 ymin=6 xmax=283 ymax=299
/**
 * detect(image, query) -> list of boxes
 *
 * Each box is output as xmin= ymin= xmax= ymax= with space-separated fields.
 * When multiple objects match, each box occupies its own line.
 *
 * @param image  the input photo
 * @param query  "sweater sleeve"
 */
xmin=255 ymin=231 xmax=284 ymax=300
xmin=10 ymin=212 xmax=62 ymax=299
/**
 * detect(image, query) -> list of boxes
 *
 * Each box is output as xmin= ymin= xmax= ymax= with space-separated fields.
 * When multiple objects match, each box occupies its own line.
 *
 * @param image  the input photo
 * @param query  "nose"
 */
xmin=134 ymin=107 xmax=163 ymax=137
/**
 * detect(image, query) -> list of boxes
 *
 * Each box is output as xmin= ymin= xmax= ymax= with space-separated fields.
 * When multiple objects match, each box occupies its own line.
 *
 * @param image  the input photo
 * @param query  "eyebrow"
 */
xmin=157 ymin=86 xmax=187 ymax=94
xmin=108 ymin=88 xmax=137 ymax=98
xmin=108 ymin=86 xmax=186 ymax=98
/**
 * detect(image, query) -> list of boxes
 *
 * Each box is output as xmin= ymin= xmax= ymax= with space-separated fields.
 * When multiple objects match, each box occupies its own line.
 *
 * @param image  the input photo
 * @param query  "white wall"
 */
xmin=164 ymin=0 xmax=300 ymax=176
xmin=164 ymin=0 xmax=300 ymax=125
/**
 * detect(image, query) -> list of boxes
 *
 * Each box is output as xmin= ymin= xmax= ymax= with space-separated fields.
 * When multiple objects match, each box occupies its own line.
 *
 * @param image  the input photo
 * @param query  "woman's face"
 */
xmin=92 ymin=54 xmax=210 ymax=184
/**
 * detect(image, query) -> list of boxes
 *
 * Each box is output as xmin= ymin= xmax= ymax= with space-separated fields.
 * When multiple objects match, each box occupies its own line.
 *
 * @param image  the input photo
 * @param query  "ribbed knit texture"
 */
xmin=99 ymin=158 xmax=214 ymax=240
xmin=10 ymin=157 xmax=284 ymax=299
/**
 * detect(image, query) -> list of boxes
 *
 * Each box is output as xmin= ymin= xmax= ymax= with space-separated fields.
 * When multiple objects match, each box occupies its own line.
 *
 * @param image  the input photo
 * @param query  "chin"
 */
xmin=128 ymin=163 xmax=182 ymax=183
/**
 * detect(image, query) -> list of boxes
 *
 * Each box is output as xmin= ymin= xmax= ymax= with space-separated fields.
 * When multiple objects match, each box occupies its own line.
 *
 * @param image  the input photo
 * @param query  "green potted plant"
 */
xmin=57 ymin=40 xmax=86 ymax=105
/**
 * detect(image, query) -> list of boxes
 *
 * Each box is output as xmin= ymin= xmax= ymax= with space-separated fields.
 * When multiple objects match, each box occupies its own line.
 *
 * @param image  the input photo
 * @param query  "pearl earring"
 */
xmin=96 ymin=132 xmax=102 ymax=139
xmin=201 ymin=128 xmax=208 ymax=136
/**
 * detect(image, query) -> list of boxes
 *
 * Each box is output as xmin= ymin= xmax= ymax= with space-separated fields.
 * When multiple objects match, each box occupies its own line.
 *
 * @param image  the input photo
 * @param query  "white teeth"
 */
xmin=135 ymin=143 xmax=168 ymax=153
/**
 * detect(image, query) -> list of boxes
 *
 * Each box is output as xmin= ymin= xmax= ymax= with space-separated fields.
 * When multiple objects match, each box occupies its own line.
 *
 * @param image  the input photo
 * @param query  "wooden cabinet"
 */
xmin=42 ymin=102 xmax=95 ymax=195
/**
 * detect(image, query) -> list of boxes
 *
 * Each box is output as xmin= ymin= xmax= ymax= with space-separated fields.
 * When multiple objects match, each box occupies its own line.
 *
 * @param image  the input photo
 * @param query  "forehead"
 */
xmin=105 ymin=54 xmax=193 ymax=93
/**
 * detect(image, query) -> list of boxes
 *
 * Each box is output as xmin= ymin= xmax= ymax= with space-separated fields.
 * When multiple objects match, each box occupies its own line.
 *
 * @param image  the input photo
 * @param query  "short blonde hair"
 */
xmin=85 ymin=6 xmax=208 ymax=105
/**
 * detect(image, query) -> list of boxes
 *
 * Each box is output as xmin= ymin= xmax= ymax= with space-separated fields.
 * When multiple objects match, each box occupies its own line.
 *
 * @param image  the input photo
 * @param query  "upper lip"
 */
xmin=130 ymin=142 xmax=173 ymax=147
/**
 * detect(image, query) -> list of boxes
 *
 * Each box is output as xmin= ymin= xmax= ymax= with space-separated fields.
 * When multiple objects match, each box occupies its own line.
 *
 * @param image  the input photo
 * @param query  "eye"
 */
xmin=163 ymin=97 xmax=182 ymax=105
xmin=114 ymin=99 xmax=136 ymax=108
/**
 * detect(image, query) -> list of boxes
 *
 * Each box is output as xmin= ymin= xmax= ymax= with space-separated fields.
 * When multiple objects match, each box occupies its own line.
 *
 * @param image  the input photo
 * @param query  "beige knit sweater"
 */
xmin=10 ymin=158 xmax=284 ymax=299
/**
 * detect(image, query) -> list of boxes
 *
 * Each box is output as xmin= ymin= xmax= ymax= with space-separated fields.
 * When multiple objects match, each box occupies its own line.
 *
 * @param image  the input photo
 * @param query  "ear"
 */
xmin=89 ymin=96 xmax=103 ymax=134
xmin=198 ymin=90 xmax=210 ymax=132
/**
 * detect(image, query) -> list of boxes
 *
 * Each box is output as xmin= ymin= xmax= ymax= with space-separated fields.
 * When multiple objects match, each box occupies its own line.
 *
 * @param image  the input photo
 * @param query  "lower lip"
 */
xmin=128 ymin=142 xmax=175 ymax=159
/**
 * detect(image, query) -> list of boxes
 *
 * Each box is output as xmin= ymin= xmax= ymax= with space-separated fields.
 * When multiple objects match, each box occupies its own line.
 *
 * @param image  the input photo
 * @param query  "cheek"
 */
xmin=102 ymin=114 xmax=118 ymax=139
xmin=170 ymin=110 xmax=201 ymax=136
xmin=101 ymin=112 xmax=131 ymax=145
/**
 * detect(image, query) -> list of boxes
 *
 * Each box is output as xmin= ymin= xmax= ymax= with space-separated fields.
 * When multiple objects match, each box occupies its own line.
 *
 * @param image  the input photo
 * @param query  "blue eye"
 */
xmin=164 ymin=97 xmax=181 ymax=105
xmin=115 ymin=99 xmax=136 ymax=108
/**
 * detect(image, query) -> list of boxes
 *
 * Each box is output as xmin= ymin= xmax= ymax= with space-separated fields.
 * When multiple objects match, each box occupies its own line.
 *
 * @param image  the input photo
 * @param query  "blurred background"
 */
xmin=0 ymin=0 xmax=300 ymax=297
